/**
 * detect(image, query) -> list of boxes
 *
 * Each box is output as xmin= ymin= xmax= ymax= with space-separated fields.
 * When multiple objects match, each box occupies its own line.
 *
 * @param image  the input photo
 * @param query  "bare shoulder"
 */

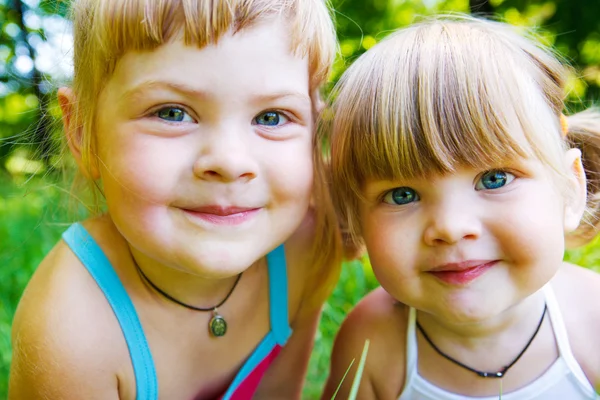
xmin=322 ymin=287 xmax=408 ymax=400
xmin=551 ymin=262 xmax=600 ymax=320
xmin=9 ymin=221 xmax=130 ymax=399
xmin=551 ymin=263 xmax=600 ymax=390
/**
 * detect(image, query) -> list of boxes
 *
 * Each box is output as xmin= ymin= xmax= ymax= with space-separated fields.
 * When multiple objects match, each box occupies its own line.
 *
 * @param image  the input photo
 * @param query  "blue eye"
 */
xmin=155 ymin=107 xmax=193 ymax=122
xmin=254 ymin=111 xmax=289 ymax=126
xmin=383 ymin=187 xmax=419 ymax=205
xmin=475 ymin=170 xmax=515 ymax=190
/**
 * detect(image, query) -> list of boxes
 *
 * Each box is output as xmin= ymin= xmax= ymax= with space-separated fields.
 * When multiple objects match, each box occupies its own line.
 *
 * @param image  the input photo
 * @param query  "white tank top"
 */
xmin=398 ymin=285 xmax=598 ymax=399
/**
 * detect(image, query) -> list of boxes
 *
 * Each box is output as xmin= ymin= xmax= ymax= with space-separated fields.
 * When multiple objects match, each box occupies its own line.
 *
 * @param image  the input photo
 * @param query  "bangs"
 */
xmin=331 ymin=18 xmax=564 ymax=196
xmin=72 ymin=0 xmax=335 ymax=89
xmin=85 ymin=0 xmax=292 ymax=51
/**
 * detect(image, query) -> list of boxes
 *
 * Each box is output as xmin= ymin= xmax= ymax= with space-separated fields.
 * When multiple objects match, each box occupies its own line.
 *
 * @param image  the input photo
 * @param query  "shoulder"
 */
xmin=10 ymin=220 xmax=131 ymax=399
xmin=551 ymin=262 xmax=600 ymax=322
xmin=551 ymin=263 xmax=600 ymax=390
xmin=323 ymin=287 xmax=408 ymax=400
xmin=333 ymin=287 xmax=408 ymax=365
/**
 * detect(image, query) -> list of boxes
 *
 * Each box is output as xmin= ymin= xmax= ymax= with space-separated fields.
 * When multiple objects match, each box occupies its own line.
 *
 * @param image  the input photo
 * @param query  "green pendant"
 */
xmin=209 ymin=309 xmax=227 ymax=337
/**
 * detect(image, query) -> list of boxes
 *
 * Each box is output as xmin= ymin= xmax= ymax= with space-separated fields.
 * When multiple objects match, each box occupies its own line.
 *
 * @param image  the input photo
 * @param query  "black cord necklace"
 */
xmin=134 ymin=262 xmax=242 ymax=338
xmin=416 ymin=303 xmax=547 ymax=378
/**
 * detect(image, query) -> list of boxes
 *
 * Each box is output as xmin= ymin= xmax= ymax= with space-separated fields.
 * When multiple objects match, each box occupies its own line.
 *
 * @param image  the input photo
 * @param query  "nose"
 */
xmin=422 ymin=193 xmax=482 ymax=246
xmin=193 ymin=127 xmax=258 ymax=183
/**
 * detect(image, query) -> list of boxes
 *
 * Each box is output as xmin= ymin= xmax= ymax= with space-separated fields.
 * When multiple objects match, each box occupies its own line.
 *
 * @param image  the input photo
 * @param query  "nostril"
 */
xmin=204 ymin=170 xmax=220 ymax=178
xmin=240 ymin=172 xmax=256 ymax=180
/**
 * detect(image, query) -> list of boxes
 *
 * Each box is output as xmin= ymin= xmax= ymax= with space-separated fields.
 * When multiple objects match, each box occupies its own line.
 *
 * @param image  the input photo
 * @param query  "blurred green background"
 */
xmin=1 ymin=0 xmax=600 ymax=398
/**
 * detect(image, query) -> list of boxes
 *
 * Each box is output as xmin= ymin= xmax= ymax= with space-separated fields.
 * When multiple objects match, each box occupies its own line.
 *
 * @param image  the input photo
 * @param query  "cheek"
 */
xmin=266 ymin=142 xmax=314 ymax=201
xmin=98 ymin=136 xmax=190 ymax=204
xmin=494 ymin=185 xmax=566 ymax=267
xmin=362 ymin=211 xmax=417 ymax=279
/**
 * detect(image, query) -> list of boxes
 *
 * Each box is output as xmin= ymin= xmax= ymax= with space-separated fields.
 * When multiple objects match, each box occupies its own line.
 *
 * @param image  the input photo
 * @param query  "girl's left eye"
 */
xmin=253 ymin=111 xmax=289 ymax=127
xmin=475 ymin=170 xmax=515 ymax=190
xmin=155 ymin=107 xmax=193 ymax=122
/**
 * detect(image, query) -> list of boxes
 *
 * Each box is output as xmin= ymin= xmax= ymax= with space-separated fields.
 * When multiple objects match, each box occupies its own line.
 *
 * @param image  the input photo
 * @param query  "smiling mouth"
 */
xmin=182 ymin=206 xmax=262 ymax=226
xmin=428 ymin=261 xmax=498 ymax=285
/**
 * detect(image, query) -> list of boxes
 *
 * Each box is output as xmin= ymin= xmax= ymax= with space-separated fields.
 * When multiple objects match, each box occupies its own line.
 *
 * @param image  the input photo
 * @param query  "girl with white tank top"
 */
xmin=323 ymin=15 xmax=600 ymax=400
xmin=400 ymin=285 xmax=596 ymax=399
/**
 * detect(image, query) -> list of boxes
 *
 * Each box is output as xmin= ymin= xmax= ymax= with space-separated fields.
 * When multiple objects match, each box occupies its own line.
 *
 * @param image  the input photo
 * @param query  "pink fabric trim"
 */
xmin=219 ymin=345 xmax=283 ymax=400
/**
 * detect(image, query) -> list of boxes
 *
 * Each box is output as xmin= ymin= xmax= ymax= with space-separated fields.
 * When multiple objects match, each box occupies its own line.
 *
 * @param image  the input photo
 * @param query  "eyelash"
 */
xmin=381 ymin=187 xmax=419 ymax=206
xmin=474 ymin=169 xmax=516 ymax=191
xmin=253 ymin=110 xmax=291 ymax=126
xmin=379 ymin=169 xmax=518 ymax=205
xmin=149 ymin=105 xmax=195 ymax=123
xmin=147 ymin=106 xmax=298 ymax=123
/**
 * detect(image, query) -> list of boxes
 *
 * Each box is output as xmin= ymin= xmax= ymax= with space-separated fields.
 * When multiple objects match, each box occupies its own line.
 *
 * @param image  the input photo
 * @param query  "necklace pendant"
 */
xmin=209 ymin=308 xmax=227 ymax=337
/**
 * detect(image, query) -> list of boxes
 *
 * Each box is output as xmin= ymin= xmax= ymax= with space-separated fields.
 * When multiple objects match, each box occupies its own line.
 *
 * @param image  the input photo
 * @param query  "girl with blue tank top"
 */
xmin=323 ymin=15 xmax=600 ymax=400
xmin=9 ymin=1 xmax=344 ymax=399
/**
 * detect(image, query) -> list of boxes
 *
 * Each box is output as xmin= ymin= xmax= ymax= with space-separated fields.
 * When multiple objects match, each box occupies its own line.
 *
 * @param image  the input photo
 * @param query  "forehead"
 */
xmin=102 ymin=19 xmax=310 ymax=104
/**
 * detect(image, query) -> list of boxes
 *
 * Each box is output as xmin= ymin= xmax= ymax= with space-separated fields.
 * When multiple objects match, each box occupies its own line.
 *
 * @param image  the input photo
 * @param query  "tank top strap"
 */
xmin=62 ymin=223 xmax=158 ymax=400
xmin=543 ymin=284 xmax=592 ymax=391
xmin=404 ymin=307 xmax=419 ymax=384
xmin=265 ymin=244 xmax=291 ymax=345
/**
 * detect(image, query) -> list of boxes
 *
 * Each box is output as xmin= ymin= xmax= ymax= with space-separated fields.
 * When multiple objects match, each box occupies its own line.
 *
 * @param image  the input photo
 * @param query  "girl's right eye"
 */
xmin=154 ymin=107 xmax=193 ymax=122
xmin=382 ymin=187 xmax=419 ymax=205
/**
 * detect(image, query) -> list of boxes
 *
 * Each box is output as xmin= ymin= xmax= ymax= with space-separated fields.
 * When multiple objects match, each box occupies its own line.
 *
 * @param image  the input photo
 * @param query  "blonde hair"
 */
xmin=330 ymin=15 xmax=600 ymax=246
xmin=66 ymin=0 xmax=341 ymax=301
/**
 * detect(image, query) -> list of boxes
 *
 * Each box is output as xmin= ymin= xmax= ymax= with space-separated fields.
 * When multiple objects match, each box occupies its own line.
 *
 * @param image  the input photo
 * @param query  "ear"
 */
xmin=563 ymin=148 xmax=587 ymax=233
xmin=312 ymin=88 xmax=326 ymax=115
xmin=57 ymin=87 xmax=100 ymax=179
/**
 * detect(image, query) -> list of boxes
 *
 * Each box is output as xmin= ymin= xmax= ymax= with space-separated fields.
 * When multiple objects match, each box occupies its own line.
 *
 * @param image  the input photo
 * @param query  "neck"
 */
xmin=417 ymin=289 xmax=547 ymax=351
xmin=128 ymin=245 xmax=251 ymax=310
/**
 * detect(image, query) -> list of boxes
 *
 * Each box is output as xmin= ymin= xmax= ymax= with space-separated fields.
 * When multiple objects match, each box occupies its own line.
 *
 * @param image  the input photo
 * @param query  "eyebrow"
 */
xmin=251 ymin=92 xmax=311 ymax=104
xmin=119 ymin=81 xmax=311 ymax=105
xmin=119 ymin=81 xmax=210 ymax=103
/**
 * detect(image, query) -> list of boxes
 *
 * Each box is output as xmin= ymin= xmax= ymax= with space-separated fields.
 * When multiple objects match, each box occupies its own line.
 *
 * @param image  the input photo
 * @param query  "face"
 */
xmin=360 ymin=157 xmax=571 ymax=323
xmin=91 ymin=19 xmax=313 ymax=278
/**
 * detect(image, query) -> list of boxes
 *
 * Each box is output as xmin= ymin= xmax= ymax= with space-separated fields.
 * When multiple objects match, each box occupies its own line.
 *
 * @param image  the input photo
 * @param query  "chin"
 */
xmin=447 ymin=310 xmax=495 ymax=324
xmin=444 ymin=299 xmax=512 ymax=324
xmin=188 ymin=244 xmax=265 ymax=277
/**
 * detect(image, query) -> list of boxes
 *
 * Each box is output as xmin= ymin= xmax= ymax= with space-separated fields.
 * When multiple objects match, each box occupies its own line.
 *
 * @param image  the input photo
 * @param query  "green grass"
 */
xmin=2 ymin=173 xmax=600 ymax=399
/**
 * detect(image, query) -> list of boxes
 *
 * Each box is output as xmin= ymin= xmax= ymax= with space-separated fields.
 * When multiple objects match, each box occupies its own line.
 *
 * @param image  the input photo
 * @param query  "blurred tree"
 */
xmin=470 ymin=0 xmax=494 ymax=14
xmin=331 ymin=0 xmax=600 ymax=105
xmin=0 ymin=0 xmax=70 ymax=174
xmin=495 ymin=0 xmax=600 ymax=103
xmin=11 ymin=0 xmax=51 ymax=166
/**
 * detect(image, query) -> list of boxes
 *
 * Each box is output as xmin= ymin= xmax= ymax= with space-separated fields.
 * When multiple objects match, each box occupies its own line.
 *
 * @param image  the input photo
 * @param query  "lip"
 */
xmin=182 ymin=206 xmax=262 ymax=226
xmin=428 ymin=260 xmax=498 ymax=285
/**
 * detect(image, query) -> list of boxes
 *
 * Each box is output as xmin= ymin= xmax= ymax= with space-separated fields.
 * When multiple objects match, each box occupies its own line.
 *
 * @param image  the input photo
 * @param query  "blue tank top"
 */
xmin=62 ymin=223 xmax=292 ymax=400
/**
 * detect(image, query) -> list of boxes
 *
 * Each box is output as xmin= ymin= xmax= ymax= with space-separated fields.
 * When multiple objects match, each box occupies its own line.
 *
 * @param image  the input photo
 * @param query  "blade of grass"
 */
xmin=330 ymin=359 xmax=355 ymax=400
xmin=348 ymin=339 xmax=370 ymax=400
